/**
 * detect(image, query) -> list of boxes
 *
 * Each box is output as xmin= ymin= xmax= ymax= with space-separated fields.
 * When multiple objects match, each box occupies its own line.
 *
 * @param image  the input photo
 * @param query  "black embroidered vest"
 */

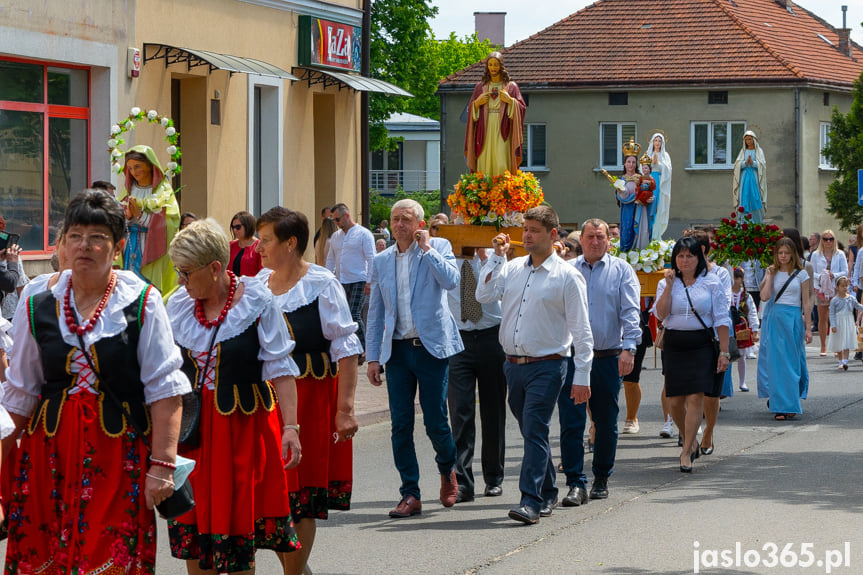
xmin=283 ymin=298 xmax=337 ymax=379
xmin=179 ymin=321 xmax=276 ymax=416
xmin=26 ymin=289 xmax=151 ymax=437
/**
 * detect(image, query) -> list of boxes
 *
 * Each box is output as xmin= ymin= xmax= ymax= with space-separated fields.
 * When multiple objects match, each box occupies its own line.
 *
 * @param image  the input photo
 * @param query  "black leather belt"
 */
xmin=593 ymin=349 xmax=622 ymax=358
xmin=395 ymin=338 xmax=423 ymax=347
xmin=505 ymin=354 xmax=564 ymax=365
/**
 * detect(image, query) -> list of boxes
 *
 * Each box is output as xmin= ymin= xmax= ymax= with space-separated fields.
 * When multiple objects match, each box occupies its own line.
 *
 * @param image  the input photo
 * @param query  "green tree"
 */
xmin=369 ymin=189 xmax=442 ymax=227
xmin=408 ymin=33 xmax=497 ymax=120
xmin=369 ymin=0 xmax=438 ymax=151
xmin=824 ymin=75 xmax=863 ymax=231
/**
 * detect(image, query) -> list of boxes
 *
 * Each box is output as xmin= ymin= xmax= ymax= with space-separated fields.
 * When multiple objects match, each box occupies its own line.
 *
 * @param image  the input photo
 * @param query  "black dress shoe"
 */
xmin=540 ymin=497 xmax=558 ymax=517
xmin=484 ymin=485 xmax=503 ymax=497
xmin=589 ymin=478 xmax=608 ymax=500
xmin=678 ymin=436 xmax=684 ymax=447
xmin=680 ymin=464 xmax=692 ymax=473
xmin=508 ymin=505 xmax=540 ymax=525
xmin=562 ymin=485 xmax=588 ymax=507
xmin=700 ymin=443 xmax=714 ymax=456
xmin=455 ymin=490 xmax=474 ymax=503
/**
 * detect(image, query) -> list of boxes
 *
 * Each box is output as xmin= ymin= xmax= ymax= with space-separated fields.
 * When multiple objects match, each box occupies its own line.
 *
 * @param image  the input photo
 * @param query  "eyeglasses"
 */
xmin=65 ymin=232 xmax=111 ymax=248
xmin=173 ymin=264 xmax=206 ymax=281
xmin=231 ymin=224 xmax=243 ymax=230
xmin=333 ymin=217 xmax=342 ymax=223
xmin=822 ymin=237 xmax=835 ymax=242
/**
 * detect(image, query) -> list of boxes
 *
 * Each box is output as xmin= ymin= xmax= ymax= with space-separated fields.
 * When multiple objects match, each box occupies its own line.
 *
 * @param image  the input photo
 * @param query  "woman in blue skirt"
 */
xmin=757 ymin=238 xmax=812 ymax=420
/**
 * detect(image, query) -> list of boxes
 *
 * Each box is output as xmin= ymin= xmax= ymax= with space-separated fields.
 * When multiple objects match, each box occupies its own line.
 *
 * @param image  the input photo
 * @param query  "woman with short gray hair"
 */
xmin=166 ymin=218 xmax=304 ymax=574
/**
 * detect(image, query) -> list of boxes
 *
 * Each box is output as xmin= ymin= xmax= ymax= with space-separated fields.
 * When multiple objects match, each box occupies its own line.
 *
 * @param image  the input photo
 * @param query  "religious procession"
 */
xmin=1 ymin=0 xmax=862 ymax=572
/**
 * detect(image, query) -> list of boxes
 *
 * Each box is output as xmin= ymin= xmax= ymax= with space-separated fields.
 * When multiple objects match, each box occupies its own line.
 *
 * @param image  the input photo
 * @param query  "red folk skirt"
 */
xmin=4 ymin=392 xmax=157 ymax=575
xmin=168 ymin=383 xmax=300 ymax=573
xmin=289 ymin=374 xmax=353 ymax=521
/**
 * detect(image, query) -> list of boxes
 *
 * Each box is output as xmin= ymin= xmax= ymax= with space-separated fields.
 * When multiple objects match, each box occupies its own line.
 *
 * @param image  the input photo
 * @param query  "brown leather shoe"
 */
xmin=440 ymin=470 xmax=458 ymax=507
xmin=388 ymin=495 xmax=422 ymax=518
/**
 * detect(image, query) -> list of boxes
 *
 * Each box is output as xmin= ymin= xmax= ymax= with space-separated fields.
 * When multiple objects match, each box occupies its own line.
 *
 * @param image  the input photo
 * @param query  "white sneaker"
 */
xmin=622 ymin=419 xmax=639 ymax=434
xmin=746 ymin=350 xmax=757 ymax=359
xmin=739 ymin=382 xmax=750 ymax=392
xmin=659 ymin=420 xmax=674 ymax=438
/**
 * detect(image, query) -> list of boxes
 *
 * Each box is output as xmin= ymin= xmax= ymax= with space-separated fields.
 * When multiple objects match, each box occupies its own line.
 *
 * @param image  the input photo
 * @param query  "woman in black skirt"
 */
xmin=653 ymin=237 xmax=731 ymax=472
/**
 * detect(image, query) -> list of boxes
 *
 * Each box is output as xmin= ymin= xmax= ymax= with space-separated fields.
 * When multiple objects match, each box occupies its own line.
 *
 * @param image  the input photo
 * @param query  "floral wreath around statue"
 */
xmin=107 ymin=107 xmax=182 ymax=178
xmin=610 ymin=238 xmax=675 ymax=273
xmin=447 ymin=170 xmax=544 ymax=230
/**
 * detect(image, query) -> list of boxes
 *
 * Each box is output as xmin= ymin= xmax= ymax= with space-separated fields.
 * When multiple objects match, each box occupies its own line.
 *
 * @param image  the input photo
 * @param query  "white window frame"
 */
xmin=599 ymin=122 xmax=637 ymax=170
xmin=247 ymin=75 xmax=284 ymax=215
xmin=819 ymin=122 xmax=835 ymax=170
xmin=689 ymin=121 xmax=746 ymax=169
xmin=522 ymin=123 xmax=547 ymax=169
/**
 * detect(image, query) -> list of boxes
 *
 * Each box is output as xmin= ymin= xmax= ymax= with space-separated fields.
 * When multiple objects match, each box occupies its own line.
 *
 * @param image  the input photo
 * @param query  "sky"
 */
xmin=429 ymin=0 xmax=863 ymax=46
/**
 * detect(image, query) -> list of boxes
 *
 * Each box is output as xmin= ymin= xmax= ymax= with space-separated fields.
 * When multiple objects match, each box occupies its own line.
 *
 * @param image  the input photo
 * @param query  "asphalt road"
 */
xmin=3 ymin=346 xmax=862 ymax=574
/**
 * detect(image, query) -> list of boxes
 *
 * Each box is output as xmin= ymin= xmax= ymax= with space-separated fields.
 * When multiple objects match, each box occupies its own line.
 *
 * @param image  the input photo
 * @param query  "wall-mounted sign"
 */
xmin=298 ymin=16 xmax=362 ymax=72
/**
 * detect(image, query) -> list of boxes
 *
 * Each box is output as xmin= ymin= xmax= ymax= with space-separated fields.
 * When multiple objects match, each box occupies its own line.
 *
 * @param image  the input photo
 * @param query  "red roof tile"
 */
xmin=439 ymin=0 xmax=863 ymax=90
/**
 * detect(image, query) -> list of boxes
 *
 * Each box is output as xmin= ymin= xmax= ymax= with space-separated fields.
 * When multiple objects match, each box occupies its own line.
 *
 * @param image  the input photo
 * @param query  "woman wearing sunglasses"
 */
xmin=810 ymin=229 xmax=847 ymax=356
xmin=229 ymin=211 xmax=263 ymax=277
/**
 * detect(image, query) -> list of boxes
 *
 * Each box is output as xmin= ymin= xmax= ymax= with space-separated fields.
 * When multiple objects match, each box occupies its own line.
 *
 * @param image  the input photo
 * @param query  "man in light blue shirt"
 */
xmin=559 ymin=218 xmax=641 ymax=505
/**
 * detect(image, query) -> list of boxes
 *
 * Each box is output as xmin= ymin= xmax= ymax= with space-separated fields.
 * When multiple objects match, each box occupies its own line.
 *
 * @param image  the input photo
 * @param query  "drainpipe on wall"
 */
xmin=361 ymin=0 xmax=371 ymax=227
xmin=795 ymin=87 xmax=801 ymax=229
xmin=439 ymin=92 xmax=447 ymax=213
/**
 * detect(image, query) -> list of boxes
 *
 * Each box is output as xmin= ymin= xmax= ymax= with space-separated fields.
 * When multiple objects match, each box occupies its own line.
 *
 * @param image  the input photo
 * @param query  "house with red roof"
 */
xmin=438 ymin=0 xmax=863 ymax=235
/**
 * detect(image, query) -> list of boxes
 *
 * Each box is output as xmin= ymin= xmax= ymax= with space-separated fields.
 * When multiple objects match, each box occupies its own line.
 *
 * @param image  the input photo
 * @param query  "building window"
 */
xmin=819 ymin=122 xmax=835 ymax=169
xmin=521 ymin=123 xmax=546 ymax=169
xmin=248 ymin=77 xmax=283 ymax=216
xmin=823 ymin=92 xmax=830 ymax=106
xmin=0 ymin=59 xmax=90 ymax=253
xmin=708 ymin=91 xmax=728 ymax=104
xmin=608 ymin=92 xmax=628 ymax=106
xmin=600 ymin=122 xmax=637 ymax=169
xmin=690 ymin=121 xmax=746 ymax=168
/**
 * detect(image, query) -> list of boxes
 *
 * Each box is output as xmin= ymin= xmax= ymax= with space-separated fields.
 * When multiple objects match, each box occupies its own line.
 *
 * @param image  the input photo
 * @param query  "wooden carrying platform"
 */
xmin=636 ymin=271 xmax=665 ymax=298
xmin=435 ymin=224 xmax=527 ymax=257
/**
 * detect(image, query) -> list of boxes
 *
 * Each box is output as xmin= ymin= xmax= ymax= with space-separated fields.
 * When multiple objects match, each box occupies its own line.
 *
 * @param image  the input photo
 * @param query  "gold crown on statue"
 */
xmin=622 ymin=138 xmax=641 ymax=158
xmin=639 ymin=152 xmax=652 ymax=165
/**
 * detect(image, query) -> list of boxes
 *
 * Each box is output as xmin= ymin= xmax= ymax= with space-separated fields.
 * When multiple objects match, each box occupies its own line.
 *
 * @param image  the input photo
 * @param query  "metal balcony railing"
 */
xmin=370 ymin=170 xmax=440 ymax=194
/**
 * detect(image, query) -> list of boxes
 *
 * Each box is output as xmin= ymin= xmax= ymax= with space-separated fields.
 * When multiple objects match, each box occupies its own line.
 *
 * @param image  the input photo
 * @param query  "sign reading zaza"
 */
xmin=298 ymin=16 xmax=362 ymax=72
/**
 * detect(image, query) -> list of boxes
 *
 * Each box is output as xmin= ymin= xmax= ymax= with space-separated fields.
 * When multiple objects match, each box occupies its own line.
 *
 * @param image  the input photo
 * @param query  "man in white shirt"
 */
xmin=446 ymin=248 xmax=507 ymax=503
xmin=326 ymin=203 xmax=375 ymax=354
xmin=477 ymin=206 xmax=593 ymax=525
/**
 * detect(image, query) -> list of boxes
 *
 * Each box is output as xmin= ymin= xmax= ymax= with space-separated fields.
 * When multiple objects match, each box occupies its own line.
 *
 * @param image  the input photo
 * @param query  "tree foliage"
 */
xmin=824 ymin=75 xmax=863 ymax=232
xmin=369 ymin=189 xmax=442 ymax=227
xmin=369 ymin=0 xmax=438 ymax=151
xmin=369 ymin=0 xmax=495 ymax=150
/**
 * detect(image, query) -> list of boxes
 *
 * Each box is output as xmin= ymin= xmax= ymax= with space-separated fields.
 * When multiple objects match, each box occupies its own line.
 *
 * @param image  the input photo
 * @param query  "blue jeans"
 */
xmin=503 ymin=358 xmax=567 ymax=512
xmin=558 ymin=355 xmax=621 ymax=488
xmin=386 ymin=339 xmax=457 ymax=499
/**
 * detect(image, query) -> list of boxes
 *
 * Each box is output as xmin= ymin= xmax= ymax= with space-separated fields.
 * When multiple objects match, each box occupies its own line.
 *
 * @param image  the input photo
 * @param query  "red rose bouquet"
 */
xmin=711 ymin=207 xmax=783 ymax=268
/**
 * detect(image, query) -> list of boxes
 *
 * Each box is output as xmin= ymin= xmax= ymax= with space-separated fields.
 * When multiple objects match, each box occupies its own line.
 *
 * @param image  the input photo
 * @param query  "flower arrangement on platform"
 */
xmin=712 ymin=207 xmax=783 ymax=267
xmin=108 ymin=107 xmax=182 ymax=178
xmin=447 ymin=170 xmax=544 ymax=229
xmin=610 ymin=238 xmax=675 ymax=273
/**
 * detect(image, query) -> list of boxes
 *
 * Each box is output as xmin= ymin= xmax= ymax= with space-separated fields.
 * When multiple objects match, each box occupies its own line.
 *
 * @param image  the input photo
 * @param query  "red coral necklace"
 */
xmin=195 ymin=271 xmax=237 ymax=328
xmin=64 ymin=273 xmax=117 ymax=336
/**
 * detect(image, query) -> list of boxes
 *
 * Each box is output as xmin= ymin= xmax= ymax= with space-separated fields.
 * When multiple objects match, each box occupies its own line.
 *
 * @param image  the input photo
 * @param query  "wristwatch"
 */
xmin=623 ymin=347 xmax=637 ymax=355
xmin=720 ymin=351 xmax=731 ymax=359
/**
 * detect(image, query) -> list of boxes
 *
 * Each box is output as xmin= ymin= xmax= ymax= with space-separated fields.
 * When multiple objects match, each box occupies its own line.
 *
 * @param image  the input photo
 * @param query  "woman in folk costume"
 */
xmin=165 ymin=218 xmax=302 ymax=574
xmin=118 ymin=144 xmax=180 ymax=295
xmin=1 ymin=189 xmax=190 ymax=573
xmin=465 ymin=51 xmax=527 ymax=177
xmin=255 ymin=207 xmax=361 ymax=575
xmin=648 ymin=133 xmax=672 ymax=241
xmin=732 ymin=131 xmax=767 ymax=224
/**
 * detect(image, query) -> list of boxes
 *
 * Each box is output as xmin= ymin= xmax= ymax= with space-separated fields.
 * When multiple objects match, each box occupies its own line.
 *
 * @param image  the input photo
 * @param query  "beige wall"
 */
xmin=444 ymin=85 xmax=851 ymax=237
xmin=135 ymin=0 xmax=363 ymax=231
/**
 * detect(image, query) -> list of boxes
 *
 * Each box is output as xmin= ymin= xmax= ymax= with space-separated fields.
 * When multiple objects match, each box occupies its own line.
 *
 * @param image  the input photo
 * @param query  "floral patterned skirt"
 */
xmin=168 ymin=384 xmax=300 ymax=573
xmin=4 ymin=392 xmax=156 ymax=575
xmin=289 ymin=375 xmax=353 ymax=521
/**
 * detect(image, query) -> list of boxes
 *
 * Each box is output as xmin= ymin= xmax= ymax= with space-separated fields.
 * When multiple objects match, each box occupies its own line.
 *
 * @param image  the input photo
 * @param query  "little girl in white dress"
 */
xmin=827 ymin=276 xmax=863 ymax=370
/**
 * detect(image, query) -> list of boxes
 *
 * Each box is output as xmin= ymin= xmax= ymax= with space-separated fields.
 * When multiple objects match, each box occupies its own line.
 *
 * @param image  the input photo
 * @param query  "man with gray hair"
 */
xmin=366 ymin=198 xmax=463 ymax=519
xmin=326 ymin=203 xmax=375 ymax=356
xmin=558 ymin=218 xmax=641 ymax=506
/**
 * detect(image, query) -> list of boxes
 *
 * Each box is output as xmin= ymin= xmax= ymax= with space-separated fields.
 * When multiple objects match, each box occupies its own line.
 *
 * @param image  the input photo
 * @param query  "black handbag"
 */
xmin=178 ymin=323 xmax=221 ymax=449
xmin=76 ymin=333 xmax=195 ymax=520
xmin=684 ymin=284 xmax=740 ymax=362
